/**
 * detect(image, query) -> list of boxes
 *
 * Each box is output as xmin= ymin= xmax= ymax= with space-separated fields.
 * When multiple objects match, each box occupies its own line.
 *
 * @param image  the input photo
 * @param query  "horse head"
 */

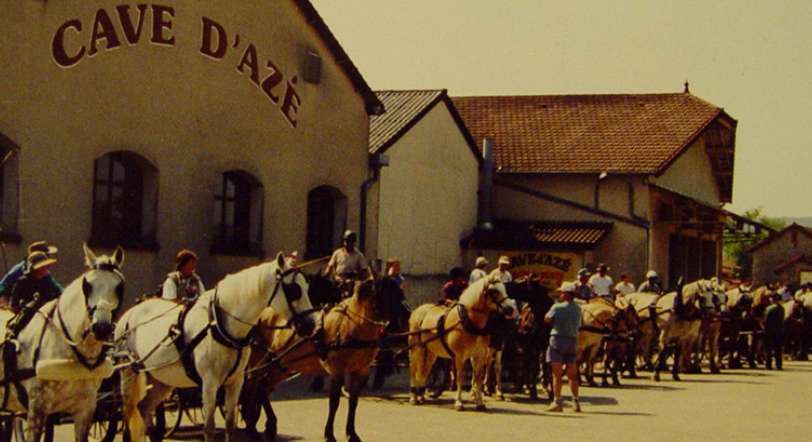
xmin=268 ymin=252 xmax=315 ymax=329
xmin=485 ymin=276 xmax=515 ymax=319
xmin=81 ymin=243 xmax=125 ymax=341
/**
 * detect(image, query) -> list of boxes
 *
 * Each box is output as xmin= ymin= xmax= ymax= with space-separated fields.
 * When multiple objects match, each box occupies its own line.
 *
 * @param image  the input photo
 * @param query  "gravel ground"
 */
xmin=50 ymin=361 xmax=811 ymax=441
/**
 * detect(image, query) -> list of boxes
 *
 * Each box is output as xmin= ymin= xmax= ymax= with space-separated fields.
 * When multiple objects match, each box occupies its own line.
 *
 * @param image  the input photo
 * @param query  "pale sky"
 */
xmin=311 ymin=0 xmax=812 ymax=217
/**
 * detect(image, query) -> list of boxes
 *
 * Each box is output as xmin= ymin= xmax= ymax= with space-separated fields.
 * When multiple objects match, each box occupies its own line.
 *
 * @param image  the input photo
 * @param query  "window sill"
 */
xmin=87 ymin=237 xmax=160 ymax=252
xmin=0 ymin=231 xmax=22 ymax=244
xmin=210 ymin=242 xmax=265 ymax=258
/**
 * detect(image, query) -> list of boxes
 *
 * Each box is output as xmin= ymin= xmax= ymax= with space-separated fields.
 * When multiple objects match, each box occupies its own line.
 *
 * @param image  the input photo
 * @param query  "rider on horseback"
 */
xmin=161 ymin=249 xmax=205 ymax=305
xmin=2 ymin=246 xmax=64 ymax=342
xmin=324 ymin=230 xmax=368 ymax=296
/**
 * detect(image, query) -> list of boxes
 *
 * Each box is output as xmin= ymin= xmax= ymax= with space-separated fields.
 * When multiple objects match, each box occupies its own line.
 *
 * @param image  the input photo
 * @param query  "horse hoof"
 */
xmin=711 ymin=367 xmax=721 ymax=374
xmin=497 ymin=394 xmax=505 ymax=401
xmin=653 ymin=374 xmax=661 ymax=382
xmin=476 ymin=404 xmax=487 ymax=411
xmin=409 ymin=397 xmax=418 ymax=405
xmin=324 ymin=436 xmax=337 ymax=442
xmin=454 ymin=402 xmax=464 ymax=411
xmin=672 ymin=374 xmax=681 ymax=381
xmin=347 ymin=434 xmax=362 ymax=442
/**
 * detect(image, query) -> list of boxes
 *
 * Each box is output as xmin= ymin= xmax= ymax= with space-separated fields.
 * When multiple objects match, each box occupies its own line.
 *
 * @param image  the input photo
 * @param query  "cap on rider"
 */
xmin=28 ymin=241 xmax=58 ymax=259
xmin=27 ymin=251 xmax=56 ymax=278
xmin=475 ymin=256 xmax=489 ymax=268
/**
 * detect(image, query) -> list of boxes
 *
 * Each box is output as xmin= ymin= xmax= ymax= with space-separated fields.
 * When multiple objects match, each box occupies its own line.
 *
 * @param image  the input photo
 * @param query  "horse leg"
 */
xmin=120 ymin=367 xmax=148 ymax=442
xmin=672 ymin=344 xmax=682 ymax=381
xmin=345 ymin=373 xmax=368 ymax=442
xmin=710 ymin=332 xmax=721 ymax=374
xmin=239 ymin=382 xmax=261 ymax=439
xmin=72 ymin=401 xmax=96 ymax=442
xmin=263 ymin=395 xmax=278 ymax=442
xmin=323 ymin=376 xmax=343 ymax=442
xmin=408 ymin=345 xmax=424 ymax=405
xmin=471 ymin=355 xmax=487 ymax=411
xmin=23 ymin=402 xmax=47 ymax=442
xmin=222 ymin=376 xmax=245 ymax=442
xmin=653 ymin=345 xmax=669 ymax=382
xmin=453 ymin=357 xmax=466 ymax=411
xmin=137 ymin=380 xmax=173 ymax=442
xmin=201 ymin=378 xmax=221 ymax=442
xmin=494 ymin=349 xmax=505 ymax=401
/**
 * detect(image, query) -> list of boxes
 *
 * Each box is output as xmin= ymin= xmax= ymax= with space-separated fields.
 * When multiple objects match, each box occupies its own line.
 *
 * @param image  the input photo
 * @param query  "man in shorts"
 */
xmin=544 ymin=281 xmax=583 ymax=412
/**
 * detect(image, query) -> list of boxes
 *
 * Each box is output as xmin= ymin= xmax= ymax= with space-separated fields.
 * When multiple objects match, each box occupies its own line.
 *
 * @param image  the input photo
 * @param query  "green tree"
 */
xmin=723 ymin=207 xmax=786 ymax=278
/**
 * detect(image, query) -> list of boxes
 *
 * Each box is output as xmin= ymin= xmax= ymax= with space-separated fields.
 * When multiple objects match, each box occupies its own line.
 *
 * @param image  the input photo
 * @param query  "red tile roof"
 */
xmin=452 ymin=93 xmax=731 ymax=174
xmin=462 ymin=220 xmax=613 ymax=251
xmin=369 ymin=90 xmax=481 ymax=164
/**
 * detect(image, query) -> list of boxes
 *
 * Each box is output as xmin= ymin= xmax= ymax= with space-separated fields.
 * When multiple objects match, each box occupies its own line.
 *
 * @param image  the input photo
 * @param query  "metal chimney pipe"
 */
xmin=479 ymin=138 xmax=494 ymax=230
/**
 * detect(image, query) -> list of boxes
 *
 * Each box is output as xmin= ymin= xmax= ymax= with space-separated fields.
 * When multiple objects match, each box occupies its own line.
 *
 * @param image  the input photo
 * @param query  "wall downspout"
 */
xmin=359 ymin=166 xmax=380 ymax=255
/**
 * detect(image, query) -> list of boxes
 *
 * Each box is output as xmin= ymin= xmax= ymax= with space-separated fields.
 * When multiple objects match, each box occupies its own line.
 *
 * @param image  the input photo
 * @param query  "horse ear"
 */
xmin=276 ymin=252 xmax=286 ymax=269
xmin=82 ymin=277 xmax=92 ymax=297
xmin=83 ymin=243 xmax=97 ymax=268
xmin=112 ymin=246 xmax=125 ymax=268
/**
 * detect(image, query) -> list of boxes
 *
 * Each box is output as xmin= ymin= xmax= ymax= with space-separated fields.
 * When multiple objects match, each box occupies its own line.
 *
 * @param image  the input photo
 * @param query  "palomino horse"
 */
xmin=0 ymin=244 xmax=124 ymax=442
xmin=115 ymin=252 xmax=314 ymax=442
xmin=408 ymin=276 xmax=513 ymax=411
xmin=241 ymin=276 xmax=402 ymax=442
xmin=576 ymin=296 xmax=639 ymax=387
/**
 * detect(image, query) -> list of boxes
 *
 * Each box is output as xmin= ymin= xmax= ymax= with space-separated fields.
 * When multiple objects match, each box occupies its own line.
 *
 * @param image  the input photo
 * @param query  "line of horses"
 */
xmin=1 ymin=246 xmax=810 ymax=442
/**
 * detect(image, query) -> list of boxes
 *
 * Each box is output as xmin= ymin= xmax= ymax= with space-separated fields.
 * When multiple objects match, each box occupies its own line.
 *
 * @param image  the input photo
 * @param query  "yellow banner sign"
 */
xmin=501 ymin=251 xmax=580 ymax=290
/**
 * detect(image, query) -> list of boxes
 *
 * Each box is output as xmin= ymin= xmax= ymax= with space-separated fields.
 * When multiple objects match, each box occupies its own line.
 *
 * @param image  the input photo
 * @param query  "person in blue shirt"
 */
xmin=0 ymin=241 xmax=62 ymax=308
xmin=545 ymin=281 xmax=583 ymax=412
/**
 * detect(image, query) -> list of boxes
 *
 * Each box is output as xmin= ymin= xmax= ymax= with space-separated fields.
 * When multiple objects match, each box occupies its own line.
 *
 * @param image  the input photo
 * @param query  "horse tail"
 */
xmin=120 ymin=366 xmax=148 ymax=441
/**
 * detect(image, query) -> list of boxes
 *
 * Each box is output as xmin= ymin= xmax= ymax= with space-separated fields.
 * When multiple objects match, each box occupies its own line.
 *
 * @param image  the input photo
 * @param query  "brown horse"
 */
xmin=241 ymin=277 xmax=398 ymax=442
xmin=576 ymin=297 xmax=639 ymax=387
xmin=408 ymin=276 xmax=513 ymax=410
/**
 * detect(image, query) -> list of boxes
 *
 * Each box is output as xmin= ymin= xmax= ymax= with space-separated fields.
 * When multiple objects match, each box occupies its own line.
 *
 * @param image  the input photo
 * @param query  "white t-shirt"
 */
xmin=614 ymin=281 xmax=636 ymax=296
xmin=490 ymin=269 xmax=513 ymax=284
xmin=589 ymin=274 xmax=614 ymax=296
xmin=469 ymin=268 xmax=488 ymax=285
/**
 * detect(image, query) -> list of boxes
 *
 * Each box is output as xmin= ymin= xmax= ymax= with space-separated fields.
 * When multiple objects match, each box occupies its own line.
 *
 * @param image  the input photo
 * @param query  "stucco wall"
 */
xmin=752 ymin=229 xmax=812 ymax=285
xmin=652 ymin=138 xmax=720 ymax=205
xmin=375 ymin=102 xmax=479 ymax=275
xmin=491 ymin=180 xmax=649 ymax=284
xmin=0 ymin=1 xmax=370 ymax=305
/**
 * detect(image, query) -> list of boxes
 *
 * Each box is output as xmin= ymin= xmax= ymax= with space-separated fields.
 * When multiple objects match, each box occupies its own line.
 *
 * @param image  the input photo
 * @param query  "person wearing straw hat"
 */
xmin=3 ymin=250 xmax=64 ymax=340
xmin=469 ymin=256 xmax=489 ymax=285
xmin=0 ymin=241 xmax=62 ymax=307
xmin=161 ymin=249 xmax=205 ymax=305
xmin=490 ymin=255 xmax=513 ymax=284
xmin=544 ymin=281 xmax=583 ymax=412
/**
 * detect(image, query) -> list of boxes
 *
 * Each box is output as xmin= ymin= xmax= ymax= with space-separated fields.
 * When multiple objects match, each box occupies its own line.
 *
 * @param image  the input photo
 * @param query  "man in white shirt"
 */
xmin=490 ymin=256 xmax=513 ymax=284
xmin=614 ymin=273 xmax=636 ymax=296
xmin=469 ymin=256 xmax=489 ymax=285
xmin=589 ymin=263 xmax=614 ymax=299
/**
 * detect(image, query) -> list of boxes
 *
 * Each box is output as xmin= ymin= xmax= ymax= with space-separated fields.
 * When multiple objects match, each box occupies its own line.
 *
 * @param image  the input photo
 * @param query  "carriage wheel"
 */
xmin=87 ymin=416 xmax=119 ymax=442
xmin=161 ymin=391 xmax=184 ymax=438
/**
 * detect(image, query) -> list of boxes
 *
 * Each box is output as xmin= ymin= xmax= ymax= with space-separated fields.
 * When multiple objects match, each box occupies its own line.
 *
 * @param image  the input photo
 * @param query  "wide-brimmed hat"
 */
xmin=343 ymin=230 xmax=357 ymax=241
xmin=475 ymin=256 xmax=489 ymax=267
xmin=558 ymin=281 xmax=577 ymax=293
xmin=646 ymin=270 xmax=659 ymax=279
xmin=577 ymin=268 xmax=590 ymax=278
xmin=597 ymin=263 xmax=609 ymax=271
xmin=28 ymin=251 xmax=57 ymax=271
xmin=28 ymin=241 xmax=58 ymax=258
xmin=498 ymin=256 xmax=511 ymax=266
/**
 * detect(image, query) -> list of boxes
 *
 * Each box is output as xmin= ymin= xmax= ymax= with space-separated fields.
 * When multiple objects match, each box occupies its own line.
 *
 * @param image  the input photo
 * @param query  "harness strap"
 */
xmin=174 ymin=324 xmax=209 ymax=386
xmin=457 ymin=304 xmax=488 ymax=336
xmin=436 ymin=313 xmax=456 ymax=359
xmin=56 ymin=304 xmax=109 ymax=370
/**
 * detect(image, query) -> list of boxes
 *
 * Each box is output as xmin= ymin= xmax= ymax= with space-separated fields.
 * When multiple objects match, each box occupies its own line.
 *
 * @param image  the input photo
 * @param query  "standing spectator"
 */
xmin=764 ymin=293 xmax=785 ymax=370
xmin=544 ymin=281 xmax=583 ymax=412
xmin=469 ymin=256 xmax=489 ymax=285
xmin=614 ymin=273 xmax=636 ymax=296
xmin=638 ymin=270 xmax=664 ymax=294
xmin=441 ymin=267 xmax=468 ymax=304
xmin=490 ymin=256 xmax=513 ymax=283
xmin=589 ymin=263 xmax=614 ymax=299
xmin=574 ymin=268 xmax=594 ymax=300
xmin=386 ymin=258 xmax=406 ymax=290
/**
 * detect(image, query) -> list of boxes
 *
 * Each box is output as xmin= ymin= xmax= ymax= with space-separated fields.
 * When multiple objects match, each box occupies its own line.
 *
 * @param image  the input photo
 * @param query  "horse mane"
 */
xmin=459 ymin=277 xmax=491 ymax=306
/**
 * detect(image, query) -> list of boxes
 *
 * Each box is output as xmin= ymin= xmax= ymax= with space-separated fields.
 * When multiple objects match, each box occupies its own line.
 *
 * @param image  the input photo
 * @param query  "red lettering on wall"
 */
xmin=236 ymin=44 xmax=260 ymax=86
xmin=261 ymin=59 xmax=283 ymax=104
xmin=281 ymin=77 xmax=301 ymax=128
xmin=116 ymin=4 xmax=148 ymax=45
xmin=200 ymin=17 xmax=227 ymax=59
xmin=88 ymin=9 xmax=122 ymax=56
xmin=150 ymin=4 xmax=175 ymax=46
xmin=52 ymin=19 xmax=85 ymax=67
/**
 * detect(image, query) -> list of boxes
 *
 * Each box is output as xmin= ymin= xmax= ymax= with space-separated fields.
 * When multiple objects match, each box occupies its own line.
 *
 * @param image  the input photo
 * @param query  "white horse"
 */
xmin=0 ymin=244 xmax=125 ymax=441
xmin=115 ymin=252 xmax=315 ymax=442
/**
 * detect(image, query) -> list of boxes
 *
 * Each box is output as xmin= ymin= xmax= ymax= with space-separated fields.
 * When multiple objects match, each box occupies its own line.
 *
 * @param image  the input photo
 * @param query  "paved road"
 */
xmin=52 ymin=362 xmax=811 ymax=441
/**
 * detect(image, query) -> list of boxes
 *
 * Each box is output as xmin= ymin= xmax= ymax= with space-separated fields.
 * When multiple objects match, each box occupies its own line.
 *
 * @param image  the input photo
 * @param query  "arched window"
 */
xmin=0 ymin=133 xmax=20 ymax=240
xmin=91 ymin=151 xmax=158 ymax=248
xmin=212 ymin=170 xmax=263 ymax=255
xmin=306 ymin=185 xmax=347 ymax=259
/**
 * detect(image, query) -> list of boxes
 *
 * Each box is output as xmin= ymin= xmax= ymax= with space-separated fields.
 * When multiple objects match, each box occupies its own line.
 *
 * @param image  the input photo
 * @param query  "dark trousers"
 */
xmin=765 ymin=334 xmax=784 ymax=369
